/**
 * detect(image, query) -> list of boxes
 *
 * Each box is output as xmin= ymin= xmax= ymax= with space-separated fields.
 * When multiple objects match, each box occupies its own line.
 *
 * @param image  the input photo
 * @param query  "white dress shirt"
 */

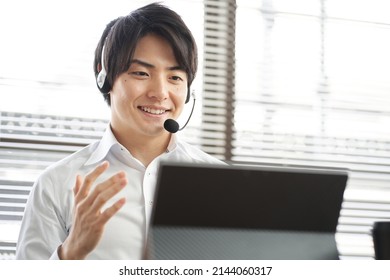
xmin=15 ymin=126 xmax=222 ymax=260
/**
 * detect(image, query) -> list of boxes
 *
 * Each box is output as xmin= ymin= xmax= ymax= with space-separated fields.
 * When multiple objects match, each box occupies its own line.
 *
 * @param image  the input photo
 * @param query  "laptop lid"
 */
xmin=146 ymin=162 xmax=348 ymax=260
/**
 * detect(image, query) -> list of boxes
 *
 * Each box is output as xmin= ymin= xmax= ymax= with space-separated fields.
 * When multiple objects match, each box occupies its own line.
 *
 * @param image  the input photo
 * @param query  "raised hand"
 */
xmin=59 ymin=161 xmax=127 ymax=259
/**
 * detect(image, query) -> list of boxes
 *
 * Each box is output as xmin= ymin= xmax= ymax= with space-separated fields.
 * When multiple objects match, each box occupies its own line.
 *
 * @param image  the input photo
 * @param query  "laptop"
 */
xmin=146 ymin=162 xmax=348 ymax=260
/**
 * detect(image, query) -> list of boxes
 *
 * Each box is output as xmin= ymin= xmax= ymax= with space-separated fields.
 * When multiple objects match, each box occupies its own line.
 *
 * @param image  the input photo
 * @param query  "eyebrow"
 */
xmin=130 ymin=59 xmax=185 ymax=71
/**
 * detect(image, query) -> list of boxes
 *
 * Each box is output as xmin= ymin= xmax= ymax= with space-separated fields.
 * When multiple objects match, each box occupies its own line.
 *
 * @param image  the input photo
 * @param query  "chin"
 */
xmin=140 ymin=126 xmax=167 ymax=137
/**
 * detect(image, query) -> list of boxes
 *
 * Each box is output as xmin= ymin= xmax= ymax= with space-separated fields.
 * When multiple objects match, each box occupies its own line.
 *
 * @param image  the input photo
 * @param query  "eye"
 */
xmin=171 ymin=76 xmax=183 ymax=81
xmin=131 ymin=71 xmax=149 ymax=77
xmin=169 ymin=75 xmax=185 ymax=84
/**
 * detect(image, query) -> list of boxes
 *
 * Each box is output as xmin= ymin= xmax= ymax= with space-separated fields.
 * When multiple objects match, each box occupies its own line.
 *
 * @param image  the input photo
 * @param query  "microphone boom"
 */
xmin=163 ymin=91 xmax=196 ymax=133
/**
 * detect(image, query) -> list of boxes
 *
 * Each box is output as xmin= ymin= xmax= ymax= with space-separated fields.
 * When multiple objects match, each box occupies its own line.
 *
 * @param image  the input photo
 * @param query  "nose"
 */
xmin=147 ymin=76 xmax=169 ymax=101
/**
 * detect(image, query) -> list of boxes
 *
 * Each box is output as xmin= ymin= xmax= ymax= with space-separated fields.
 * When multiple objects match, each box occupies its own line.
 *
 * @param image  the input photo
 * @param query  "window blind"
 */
xmin=202 ymin=0 xmax=236 ymax=160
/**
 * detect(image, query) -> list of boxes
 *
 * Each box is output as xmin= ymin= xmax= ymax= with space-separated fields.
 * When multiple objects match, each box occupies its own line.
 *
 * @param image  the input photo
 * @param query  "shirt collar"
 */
xmin=85 ymin=125 xmax=180 ymax=165
xmin=85 ymin=125 xmax=119 ymax=166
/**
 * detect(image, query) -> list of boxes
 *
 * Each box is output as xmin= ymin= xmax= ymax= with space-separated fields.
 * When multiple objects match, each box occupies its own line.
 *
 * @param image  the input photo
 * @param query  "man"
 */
xmin=16 ymin=3 xmax=222 ymax=260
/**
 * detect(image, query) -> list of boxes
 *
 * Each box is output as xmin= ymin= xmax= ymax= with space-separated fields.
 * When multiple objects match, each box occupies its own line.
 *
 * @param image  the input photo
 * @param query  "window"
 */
xmin=1 ymin=0 xmax=390 ymax=260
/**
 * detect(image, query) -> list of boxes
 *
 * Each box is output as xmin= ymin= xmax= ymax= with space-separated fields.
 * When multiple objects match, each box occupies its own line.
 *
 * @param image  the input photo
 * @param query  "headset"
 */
xmin=96 ymin=44 xmax=111 ymax=95
xmin=96 ymin=43 xmax=191 ymax=103
xmin=96 ymin=44 xmax=107 ymax=90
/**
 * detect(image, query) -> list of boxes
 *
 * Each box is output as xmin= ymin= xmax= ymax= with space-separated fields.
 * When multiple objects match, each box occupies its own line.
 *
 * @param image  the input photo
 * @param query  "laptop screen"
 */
xmin=146 ymin=162 xmax=348 ymax=260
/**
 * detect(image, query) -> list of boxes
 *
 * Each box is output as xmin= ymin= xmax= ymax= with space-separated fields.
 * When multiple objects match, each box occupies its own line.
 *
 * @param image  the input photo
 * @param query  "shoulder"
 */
xmin=35 ymin=141 xmax=100 ymax=195
xmin=174 ymin=140 xmax=225 ymax=165
xmin=46 ymin=141 xmax=98 ymax=174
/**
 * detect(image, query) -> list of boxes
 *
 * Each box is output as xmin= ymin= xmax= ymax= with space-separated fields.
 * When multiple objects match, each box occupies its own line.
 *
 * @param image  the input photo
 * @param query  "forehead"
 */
xmin=132 ymin=34 xmax=178 ymax=64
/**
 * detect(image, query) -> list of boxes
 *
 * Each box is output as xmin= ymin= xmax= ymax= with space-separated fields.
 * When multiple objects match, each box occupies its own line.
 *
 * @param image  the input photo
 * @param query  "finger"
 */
xmin=89 ymin=173 xmax=127 ymax=212
xmin=87 ymin=171 xmax=126 ymax=202
xmin=77 ymin=161 xmax=109 ymax=200
xmin=73 ymin=175 xmax=83 ymax=196
xmin=99 ymin=197 xmax=126 ymax=224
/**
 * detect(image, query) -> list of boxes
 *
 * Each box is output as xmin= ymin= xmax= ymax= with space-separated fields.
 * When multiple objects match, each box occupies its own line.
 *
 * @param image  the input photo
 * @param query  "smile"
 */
xmin=140 ymin=106 xmax=167 ymax=115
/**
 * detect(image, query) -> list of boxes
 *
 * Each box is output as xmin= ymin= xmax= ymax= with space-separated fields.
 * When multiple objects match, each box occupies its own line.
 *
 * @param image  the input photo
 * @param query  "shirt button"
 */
xmin=149 ymin=200 xmax=153 ymax=206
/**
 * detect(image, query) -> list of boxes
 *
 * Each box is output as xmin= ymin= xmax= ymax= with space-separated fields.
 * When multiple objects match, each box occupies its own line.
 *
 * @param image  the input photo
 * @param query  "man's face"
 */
xmin=110 ymin=34 xmax=188 ymax=139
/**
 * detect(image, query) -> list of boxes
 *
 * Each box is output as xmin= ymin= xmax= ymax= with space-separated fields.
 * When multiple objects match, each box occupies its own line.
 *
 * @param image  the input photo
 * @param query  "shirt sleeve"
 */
xmin=15 ymin=171 xmax=69 ymax=260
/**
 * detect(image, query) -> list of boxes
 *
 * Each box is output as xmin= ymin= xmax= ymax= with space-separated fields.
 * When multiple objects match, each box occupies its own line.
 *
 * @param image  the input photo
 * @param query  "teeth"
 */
xmin=141 ymin=107 xmax=166 ymax=115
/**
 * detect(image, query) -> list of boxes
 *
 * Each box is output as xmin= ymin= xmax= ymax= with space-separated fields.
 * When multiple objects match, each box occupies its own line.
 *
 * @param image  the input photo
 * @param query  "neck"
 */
xmin=111 ymin=126 xmax=171 ymax=167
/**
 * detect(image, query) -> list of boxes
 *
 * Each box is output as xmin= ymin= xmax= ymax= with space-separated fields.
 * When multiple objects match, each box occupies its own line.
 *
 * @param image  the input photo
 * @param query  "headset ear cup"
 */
xmin=96 ymin=68 xmax=106 ymax=88
xmin=97 ymin=77 xmax=111 ymax=105
xmin=97 ymin=44 xmax=110 ymax=94
xmin=97 ymin=78 xmax=111 ymax=94
xmin=96 ymin=68 xmax=111 ymax=95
